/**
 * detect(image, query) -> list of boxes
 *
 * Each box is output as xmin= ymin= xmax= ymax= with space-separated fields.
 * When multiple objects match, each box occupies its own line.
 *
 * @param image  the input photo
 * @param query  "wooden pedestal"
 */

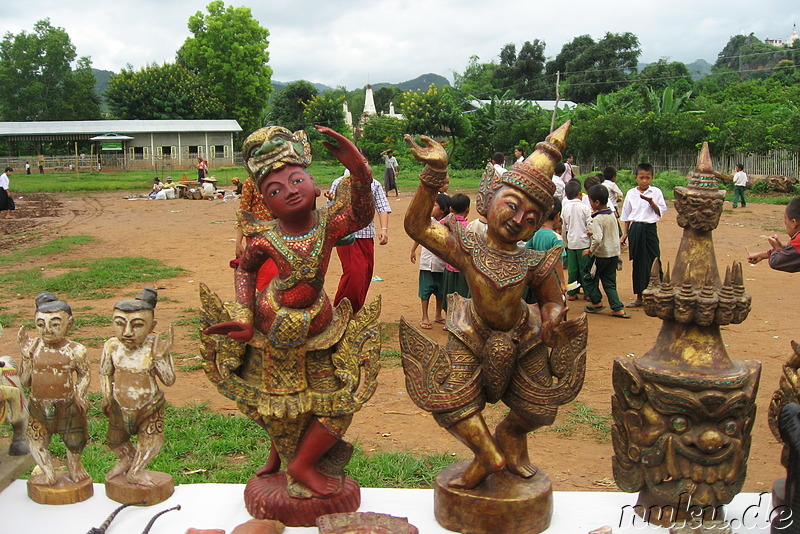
xmin=434 ymin=461 xmax=553 ymax=534
xmin=244 ymin=471 xmax=360 ymax=527
xmin=105 ymin=470 xmax=174 ymax=506
xmin=0 ymin=448 xmax=34 ymax=493
xmin=27 ymin=472 xmax=93 ymax=504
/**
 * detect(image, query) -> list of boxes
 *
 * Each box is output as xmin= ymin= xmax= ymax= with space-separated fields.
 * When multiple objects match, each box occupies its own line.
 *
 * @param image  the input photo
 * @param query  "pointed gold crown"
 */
xmin=476 ymin=121 xmax=570 ymax=216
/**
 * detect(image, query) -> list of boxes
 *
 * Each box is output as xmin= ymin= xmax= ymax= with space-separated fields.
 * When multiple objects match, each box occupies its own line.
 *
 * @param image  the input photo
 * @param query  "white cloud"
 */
xmin=1 ymin=0 xmax=797 ymax=87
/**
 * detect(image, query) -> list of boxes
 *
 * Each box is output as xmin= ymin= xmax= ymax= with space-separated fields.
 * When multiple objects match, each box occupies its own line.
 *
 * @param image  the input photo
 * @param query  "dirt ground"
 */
xmin=0 ymin=187 xmax=794 ymax=494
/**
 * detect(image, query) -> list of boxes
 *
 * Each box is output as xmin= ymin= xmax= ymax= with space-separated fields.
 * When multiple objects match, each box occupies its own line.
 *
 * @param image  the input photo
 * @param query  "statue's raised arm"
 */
xmin=403 ymin=134 xmax=452 ymax=263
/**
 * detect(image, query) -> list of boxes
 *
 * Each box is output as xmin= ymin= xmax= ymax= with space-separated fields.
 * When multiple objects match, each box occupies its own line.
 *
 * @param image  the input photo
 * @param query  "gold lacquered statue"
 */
xmin=400 ymin=123 xmax=587 ymax=534
xmin=200 ymin=126 xmax=380 ymax=527
xmin=18 ymin=292 xmax=92 ymax=504
xmin=611 ymin=143 xmax=761 ymax=526
xmin=101 ymin=287 xmax=176 ymax=505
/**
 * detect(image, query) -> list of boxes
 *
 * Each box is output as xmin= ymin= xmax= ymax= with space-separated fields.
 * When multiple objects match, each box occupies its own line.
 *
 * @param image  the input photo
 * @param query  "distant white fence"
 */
xmin=579 ymin=150 xmax=800 ymax=178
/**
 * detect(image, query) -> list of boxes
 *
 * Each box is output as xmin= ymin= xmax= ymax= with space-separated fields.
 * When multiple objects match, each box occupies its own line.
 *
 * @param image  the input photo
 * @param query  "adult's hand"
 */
xmin=203 ymin=321 xmax=254 ymax=343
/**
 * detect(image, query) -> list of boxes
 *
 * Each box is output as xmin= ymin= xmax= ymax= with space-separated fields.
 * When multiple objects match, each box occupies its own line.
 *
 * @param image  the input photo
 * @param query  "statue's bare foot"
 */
xmin=255 ymin=444 xmax=280 ymax=477
xmin=126 ymin=470 xmax=157 ymax=486
xmin=105 ymin=459 xmax=132 ymax=481
xmin=495 ymin=415 xmax=538 ymax=478
xmin=448 ymin=449 xmax=505 ymax=489
xmin=68 ymin=462 xmax=91 ymax=483
xmin=286 ymin=462 xmax=342 ymax=497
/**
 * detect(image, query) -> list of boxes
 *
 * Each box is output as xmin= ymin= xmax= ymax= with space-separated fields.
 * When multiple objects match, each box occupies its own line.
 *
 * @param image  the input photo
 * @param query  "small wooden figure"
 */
xmin=101 ymin=287 xmax=175 ymax=505
xmin=18 ymin=292 xmax=92 ymax=504
xmin=0 ymin=327 xmax=34 ymax=492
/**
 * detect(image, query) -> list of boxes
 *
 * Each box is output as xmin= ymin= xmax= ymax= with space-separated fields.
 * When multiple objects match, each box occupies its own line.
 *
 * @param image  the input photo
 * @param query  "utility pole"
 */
xmin=550 ymin=71 xmax=561 ymax=132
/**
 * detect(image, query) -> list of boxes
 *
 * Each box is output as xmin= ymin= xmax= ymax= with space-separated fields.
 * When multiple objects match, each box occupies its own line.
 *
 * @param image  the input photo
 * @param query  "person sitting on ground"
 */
xmin=231 ymin=177 xmax=243 ymax=196
xmin=748 ymin=196 xmax=800 ymax=272
xmin=201 ymin=178 xmax=217 ymax=200
xmin=149 ymin=178 xmax=163 ymax=199
xmin=161 ymin=176 xmax=176 ymax=199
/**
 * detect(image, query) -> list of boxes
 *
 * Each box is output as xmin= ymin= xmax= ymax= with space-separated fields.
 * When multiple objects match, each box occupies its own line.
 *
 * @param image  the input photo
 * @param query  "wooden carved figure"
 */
xmin=399 ymin=123 xmax=587 ymax=534
xmin=101 ymin=286 xmax=175 ymax=505
xmin=18 ymin=292 xmax=92 ymax=504
xmin=0 ymin=322 xmax=34 ymax=493
xmin=201 ymin=126 xmax=380 ymax=526
xmin=611 ymin=144 xmax=761 ymax=526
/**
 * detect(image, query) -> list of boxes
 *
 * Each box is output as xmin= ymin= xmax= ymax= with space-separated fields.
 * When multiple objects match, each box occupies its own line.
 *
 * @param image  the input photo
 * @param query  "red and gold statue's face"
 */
xmin=485 ymin=185 xmax=544 ymax=245
xmin=612 ymin=360 xmax=759 ymax=509
xmin=259 ymin=165 xmax=320 ymax=222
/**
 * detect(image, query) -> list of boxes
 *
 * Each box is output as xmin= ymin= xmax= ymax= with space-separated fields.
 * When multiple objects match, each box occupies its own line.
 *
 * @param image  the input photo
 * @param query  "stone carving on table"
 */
xmin=316 ymin=512 xmax=418 ymax=533
xmin=611 ymin=143 xmax=761 ymax=526
xmin=768 ymin=341 xmax=800 ymax=525
xmin=18 ymin=292 xmax=93 ymax=504
xmin=0 ymin=352 xmax=29 ymax=457
xmin=770 ymin=402 xmax=800 ymax=533
xmin=399 ymin=122 xmax=587 ymax=534
xmin=200 ymin=126 xmax=380 ymax=527
xmin=0 ymin=322 xmax=34 ymax=492
xmin=101 ymin=287 xmax=176 ymax=505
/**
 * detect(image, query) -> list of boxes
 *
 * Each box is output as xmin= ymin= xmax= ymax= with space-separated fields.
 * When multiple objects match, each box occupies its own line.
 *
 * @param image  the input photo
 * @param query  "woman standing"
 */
xmin=381 ymin=148 xmax=399 ymax=197
xmin=0 ymin=167 xmax=14 ymax=219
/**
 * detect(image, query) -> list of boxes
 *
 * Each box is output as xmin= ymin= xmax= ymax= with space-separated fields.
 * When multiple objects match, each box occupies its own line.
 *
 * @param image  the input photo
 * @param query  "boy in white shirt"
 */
xmin=552 ymin=162 xmax=566 ymax=200
xmin=561 ymin=180 xmax=591 ymax=301
xmin=602 ymin=166 xmax=624 ymax=215
xmin=620 ymin=163 xmax=668 ymax=308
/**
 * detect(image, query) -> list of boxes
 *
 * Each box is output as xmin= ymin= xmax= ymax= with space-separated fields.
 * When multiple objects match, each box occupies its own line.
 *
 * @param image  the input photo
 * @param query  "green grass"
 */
xmin=0 ymin=398 xmax=460 ymax=488
xmin=0 ymin=257 xmax=185 ymax=300
xmin=0 ymin=306 xmax=22 ymax=327
xmin=550 ymin=401 xmax=611 ymax=443
xmin=380 ymin=349 xmax=402 ymax=367
xmin=0 ymin=236 xmax=95 ymax=266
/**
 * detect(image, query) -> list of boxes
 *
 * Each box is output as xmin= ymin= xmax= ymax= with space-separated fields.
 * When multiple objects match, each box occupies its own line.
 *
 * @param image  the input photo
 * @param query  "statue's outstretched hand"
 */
xmin=404 ymin=134 xmax=448 ymax=171
xmin=316 ymin=125 xmax=369 ymax=177
xmin=203 ymin=321 xmax=254 ymax=343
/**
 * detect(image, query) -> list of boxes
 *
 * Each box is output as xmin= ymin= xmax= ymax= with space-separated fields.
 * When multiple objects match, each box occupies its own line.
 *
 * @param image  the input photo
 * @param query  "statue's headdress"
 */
xmin=242 ymin=126 xmax=312 ymax=189
xmin=114 ymin=287 xmax=158 ymax=313
xmin=34 ymin=292 xmax=72 ymax=315
xmin=475 ymin=121 xmax=570 ymax=216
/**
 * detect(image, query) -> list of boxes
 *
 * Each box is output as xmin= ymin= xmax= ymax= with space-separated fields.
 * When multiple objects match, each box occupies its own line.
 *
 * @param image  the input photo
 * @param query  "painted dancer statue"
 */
xmin=18 ymin=292 xmax=92 ymax=503
xmin=400 ymin=123 xmax=587 ymax=509
xmin=200 ymin=126 xmax=380 ymax=525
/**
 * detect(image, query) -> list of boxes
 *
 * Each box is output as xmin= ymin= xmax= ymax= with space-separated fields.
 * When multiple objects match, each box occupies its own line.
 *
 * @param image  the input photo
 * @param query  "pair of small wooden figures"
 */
xmin=8 ymin=287 xmax=174 ymax=505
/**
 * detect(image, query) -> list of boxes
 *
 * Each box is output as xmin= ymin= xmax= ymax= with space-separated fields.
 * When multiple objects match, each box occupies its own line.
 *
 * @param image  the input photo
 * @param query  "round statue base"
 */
xmin=434 ymin=461 xmax=552 ymax=534
xmin=105 ymin=471 xmax=174 ymax=505
xmin=244 ymin=471 xmax=360 ymax=527
xmin=27 ymin=473 xmax=93 ymax=505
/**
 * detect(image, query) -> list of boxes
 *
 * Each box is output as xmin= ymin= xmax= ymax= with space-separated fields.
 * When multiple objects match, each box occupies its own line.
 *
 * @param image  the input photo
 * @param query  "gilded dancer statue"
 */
xmin=399 ymin=123 xmax=587 ymax=534
xmin=200 ymin=126 xmax=380 ymax=526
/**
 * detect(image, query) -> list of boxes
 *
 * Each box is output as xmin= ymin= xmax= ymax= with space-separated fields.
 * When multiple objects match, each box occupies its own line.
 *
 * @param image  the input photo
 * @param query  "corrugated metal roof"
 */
xmin=467 ymin=100 xmax=577 ymax=112
xmin=0 ymin=119 xmax=242 ymax=136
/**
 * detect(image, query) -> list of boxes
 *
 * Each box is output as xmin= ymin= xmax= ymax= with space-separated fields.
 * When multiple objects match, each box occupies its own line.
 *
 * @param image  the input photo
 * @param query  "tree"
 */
xmin=263 ymin=80 xmax=318 ymax=132
xmin=106 ymin=62 xmax=225 ymax=120
xmin=178 ymin=1 xmax=272 ymax=135
xmin=714 ymin=33 xmax=787 ymax=79
xmin=493 ymin=40 xmax=548 ymax=98
xmin=303 ymin=92 xmax=349 ymax=139
xmin=453 ymin=55 xmax=498 ymax=99
xmin=635 ymin=59 xmax=693 ymax=97
xmin=359 ymin=115 xmax=406 ymax=161
xmin=373 ymin=86 xmax=404 ymax=114
xmin=0 ymin=19 xmax=100 ymax=121
xmin=400 ymin=84 xmax=470 ymax=152
xmin=547 ymin=32 xmax=641 ymax=103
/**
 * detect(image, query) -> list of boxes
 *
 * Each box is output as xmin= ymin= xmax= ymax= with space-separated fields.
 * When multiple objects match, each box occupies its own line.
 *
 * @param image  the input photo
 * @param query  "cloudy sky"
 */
xmin=1 ymin=0 xmax=798 ymax=88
